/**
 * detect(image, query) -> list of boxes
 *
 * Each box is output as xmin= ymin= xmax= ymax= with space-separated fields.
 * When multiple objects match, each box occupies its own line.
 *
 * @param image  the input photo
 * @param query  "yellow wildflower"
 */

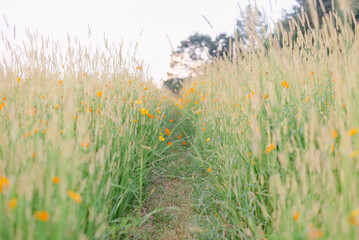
xmin=349 ymin=208 xmax=359 ymax=226
xmin=139 ymin=108 xmax=149 ymax=116
xmin=350 ymin=151 xmax=358 ymax=158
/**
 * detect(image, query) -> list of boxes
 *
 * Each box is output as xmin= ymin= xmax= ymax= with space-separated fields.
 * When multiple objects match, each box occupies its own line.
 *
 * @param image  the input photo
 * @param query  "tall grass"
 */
xmin=176 ymin=11 xmax=359 ymax=239
xmin=1 ymin=7 xmax=359 ymax=240
xmin=0 ymin=33 xmax=173 ymax=239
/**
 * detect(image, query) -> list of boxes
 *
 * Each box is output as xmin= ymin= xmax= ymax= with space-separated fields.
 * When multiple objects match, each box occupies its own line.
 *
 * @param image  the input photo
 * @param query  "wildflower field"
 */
xmin=1 ymin=10 xmax=359 ymax=240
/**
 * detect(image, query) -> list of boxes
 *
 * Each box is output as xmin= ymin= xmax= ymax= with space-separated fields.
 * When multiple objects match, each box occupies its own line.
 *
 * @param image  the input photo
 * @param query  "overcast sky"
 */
xmin=1 ymin=0 xmax=296 ymax=81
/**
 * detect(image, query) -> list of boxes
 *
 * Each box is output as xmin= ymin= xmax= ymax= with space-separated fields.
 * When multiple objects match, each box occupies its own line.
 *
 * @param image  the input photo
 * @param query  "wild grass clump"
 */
xmin=0 ymin=33 xmax=174 ymax=239
xmin=176 ymin=11 xmax=359 ymax=239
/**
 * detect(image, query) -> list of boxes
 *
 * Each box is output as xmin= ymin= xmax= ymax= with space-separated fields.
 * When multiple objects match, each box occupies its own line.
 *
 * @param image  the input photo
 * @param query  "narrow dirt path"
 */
xmin=133 ymin=156 xmax=205 ymax=239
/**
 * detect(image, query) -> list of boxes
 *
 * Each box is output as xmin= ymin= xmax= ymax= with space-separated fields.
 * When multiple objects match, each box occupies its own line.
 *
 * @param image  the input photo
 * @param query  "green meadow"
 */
xmin=1 ymin=8 xmax=359 ymax=240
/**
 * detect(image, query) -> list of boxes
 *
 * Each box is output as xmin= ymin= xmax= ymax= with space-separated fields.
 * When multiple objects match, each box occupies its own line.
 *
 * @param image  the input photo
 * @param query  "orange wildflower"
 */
xmin=52 ymin=176 xmax=60 ymax=184
xmin=265 ymin=143 xmax=275 ymax=154
xmin=332 ymin=130 xmax=338 ymax=138
xmin=281 ymin=80 xmax=289 ymax=88
xmin=67 ymin=190 xmax=82 ymax=203
xmin=165 ymin=128 xmax=170 ymax=136
xmin=207 ymin=168 xmax=212 ymax=172
xmin=8 ymin=198 xmax=17 ymax=210
xmin=309 ymin=227 xmax=323 ymax=239
xmin=349 ymin=128 xmax=358 ymax=136
xmin=167 ymin=141 xmax=172 ymax=146
xmin=34 ymin=211 xmax=49 ymax=222
xmin=80 ymin=141 xmax=89 ymax=149
xmin=293 ymin=211 xmax=300 ymax=222
xmin=0 ymin=176 xmax=10 ymax=193
xmin=97 ymin=91 xmax=102 ymax=98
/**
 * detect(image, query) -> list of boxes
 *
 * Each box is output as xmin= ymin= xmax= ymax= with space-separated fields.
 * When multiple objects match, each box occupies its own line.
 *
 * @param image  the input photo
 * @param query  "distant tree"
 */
xmin=281 ymin=0 xmax=359 ymax=31
xmin=177 ymin=33 xmax=216 ymax=61
xmin=174 ymin=5 xmax=268 ymax=64
xmin=276 ymin=0 xmax=359 ymax=48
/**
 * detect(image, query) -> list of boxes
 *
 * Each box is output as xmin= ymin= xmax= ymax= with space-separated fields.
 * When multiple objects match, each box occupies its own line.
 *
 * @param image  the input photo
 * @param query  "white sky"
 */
xmin=1 ymin=0 xmax=296 ymax=81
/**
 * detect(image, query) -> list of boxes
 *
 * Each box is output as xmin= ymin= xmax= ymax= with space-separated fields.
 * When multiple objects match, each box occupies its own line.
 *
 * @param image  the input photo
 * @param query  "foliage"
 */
xmin=280 ymin=0 xmax=359 ymax=34
xmin=174 ymin=5 xmax=268 ymax=64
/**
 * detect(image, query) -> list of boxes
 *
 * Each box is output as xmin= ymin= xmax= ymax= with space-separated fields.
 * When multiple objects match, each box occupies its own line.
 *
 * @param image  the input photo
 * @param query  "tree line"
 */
xmin=163 ymin=0 xmax=359 ymax=92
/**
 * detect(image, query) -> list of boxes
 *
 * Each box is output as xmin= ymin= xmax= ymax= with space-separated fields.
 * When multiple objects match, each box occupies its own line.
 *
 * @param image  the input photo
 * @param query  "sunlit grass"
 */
xmin=1 ymin=7 xmax=359 ymax=240
xmin=0 ymin=33 xmax=176 ymax=239
xmin=174 ymin=11 xmax=359 ymax=239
